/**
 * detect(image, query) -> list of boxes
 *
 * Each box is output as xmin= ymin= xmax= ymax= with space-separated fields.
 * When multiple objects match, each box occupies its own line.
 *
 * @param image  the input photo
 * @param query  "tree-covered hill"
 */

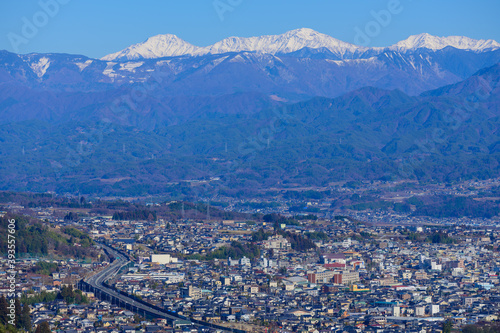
xmin=0 ymin=214 xmax=97 ymax=259
xmin=0 ymin=64 xmax=498 ymax=197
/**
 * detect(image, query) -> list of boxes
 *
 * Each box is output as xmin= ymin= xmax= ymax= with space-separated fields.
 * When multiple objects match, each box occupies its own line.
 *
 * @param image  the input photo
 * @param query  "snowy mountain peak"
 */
xmin=390 ymin=33 xmax=500 ymax=52
xmin=101 ymin=34 xmax=203 ymax=61
xmin=284 ymin=28 xmax=321 ymax=38
xmin=101 ymin=30 xmax=500 ymax=61
xmin=203 ymin=28 xmax=361 ymax=57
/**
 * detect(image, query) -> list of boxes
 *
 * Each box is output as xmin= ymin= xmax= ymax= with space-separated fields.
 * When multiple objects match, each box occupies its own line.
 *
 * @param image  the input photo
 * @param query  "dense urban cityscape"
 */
xmin=1 ymin=178 xmax=500 ymax=332
xmin=1 ymin=1 xmax=500 ymax=332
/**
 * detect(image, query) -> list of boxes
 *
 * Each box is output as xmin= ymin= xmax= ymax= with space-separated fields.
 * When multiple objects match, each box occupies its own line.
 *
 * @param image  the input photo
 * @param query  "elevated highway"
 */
xmin=79 ymin=243 xmax=245 ymax=332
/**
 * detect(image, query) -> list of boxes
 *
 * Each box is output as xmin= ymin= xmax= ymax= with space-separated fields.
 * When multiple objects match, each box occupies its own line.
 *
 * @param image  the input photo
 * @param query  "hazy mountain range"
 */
xmin=0 ymin=29 xmax=499 ymax=197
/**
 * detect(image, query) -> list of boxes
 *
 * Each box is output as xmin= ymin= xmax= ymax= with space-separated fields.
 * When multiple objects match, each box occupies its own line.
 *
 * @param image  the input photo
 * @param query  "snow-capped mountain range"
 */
xmin=2 ymin=28 xmax=500 ymax=195
xmin=388 ymin=33 xmax=500 ymax=53
xmin=101 ymin=28 xmax=500 ymax=61
xmin=2 ymin=27 xmax=500 ymax=125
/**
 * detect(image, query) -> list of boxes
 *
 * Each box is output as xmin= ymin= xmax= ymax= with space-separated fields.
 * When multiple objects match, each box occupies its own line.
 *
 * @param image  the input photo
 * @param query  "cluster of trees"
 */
xmin=278 ymin=230 xmax=317 ymax=251
xmin=60 ymin=286 xmax=89 ymax=305
xmin=335 ymin=193 xmax=499 ymax=218
xmin=112 ymin=209 xmax=157 ymax=221
xmin=426 ymin=232 xmax=456 ymax=244
xmin=251 ymin=228 xmax=272 ymax=242
xmin=102 ymin=200 xmax=247 ymax=222
xmin=304 ymin=231 xmax=328 ymax=241
xmin=462 ymin=322 xmax=500 ymax=333
xmin=20 ymin=287 xmax=88 ymax=306
xmin=403 ymin=230 xmax=456 ymax=244
xmin=63 ymin=212 xmax=79 ymax=221
xmin=343 ymin=181 xmax=363 ymax=189
xmin=442 ymin=319 xmax=452 ymax=333
xmin=0 ymin=215 xmax=97 ymax=259
xmin=20 ymin=291 xmax=58 ymax=306
xmin=351 ymin=231 xmax=372 ymax=242
xmin=63 ymin=227 xmax=94 ymax=248
xmin=189 ymin=241 xmax=260 ymax=260
xmin=294 ymin=214 xmax=318 ymax=221
xmin=263 ymin=213 xmax=300 ymax=226
xmin=289 ymin=205 xmax=320 ymax=213
xmin=393 ymin=202 xmax=412 ymax=213
xmin=0 ymin=192 xmax=90 ymax=209
xmin=0 ymin=296 xmax=31 ymax=332
xmin=405 ymin=231 xmax=421 ymax=242
xmin=29 ymin=262 xmax=59 ymax=276
xmin=345 ymin=199 xmax=411 ymax=213
xmin=347 ymin=200 xmax=393 ymax=211
xmin=164 ymin=201 xmax=248 ymax=221
xmin=264 ymin=213 xmax=318 ymax=251
xmin=0 ymin=192 xmax=254 ymax=224
xmin=411 ymin=196 xmax=499 ymax=218
xmin=334 ymin=215 xmax=354 ymax=222
xmin=34 ymin=322 xmax=51 ymax=333
xmin=283 ymin=190 xmax=327 ymax=200
xmin=238 ymin=201 xmax=280 ymax=210
xmin=0 ymin=215 xmax=49 ymax=255
xmin=251 ymin=227 xmax=322 ymax=250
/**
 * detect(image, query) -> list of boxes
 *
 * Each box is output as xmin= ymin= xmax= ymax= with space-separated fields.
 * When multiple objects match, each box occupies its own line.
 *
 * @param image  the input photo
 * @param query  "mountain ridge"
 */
xmin=0 ymin=62 xmax=498 ymax=196
xmin=101 ymin=29 xmax=500 ymax=61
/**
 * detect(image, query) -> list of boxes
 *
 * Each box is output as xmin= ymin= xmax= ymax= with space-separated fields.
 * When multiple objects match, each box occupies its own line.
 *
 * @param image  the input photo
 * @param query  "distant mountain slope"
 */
xmin=1 ymin=30 xmax=499 ymax=96
xmin=1 ymin=46 xmax=500 ymax=127
xmin=1 ymin=30 xmax=499 ymax=197
xmin=0 ymin=63 xmax=498 ymax=197
xmin=423 ymin=62 xmax=500 ymax=100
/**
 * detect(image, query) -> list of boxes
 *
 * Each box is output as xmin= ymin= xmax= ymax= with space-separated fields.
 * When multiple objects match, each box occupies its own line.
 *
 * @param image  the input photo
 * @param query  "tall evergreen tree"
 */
xmin=61 ymin=285 xmax=75 ymax=304
xmin=0 ymin=295 xmax=8 ymax=326
xmin=14 ymin=298 xmax=22 ymax=328
xmin=20 ymin=304 xmax=31 ymax=331
xmin=443 ymin=319 xmax=453 ymax=333
xmin=35 ymin=321 xmax=51 ymax=333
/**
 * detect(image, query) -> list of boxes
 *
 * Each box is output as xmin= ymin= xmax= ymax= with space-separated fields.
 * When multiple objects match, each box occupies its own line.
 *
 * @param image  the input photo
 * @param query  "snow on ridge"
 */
xmin=205 ymin=28 xmax=363 ymax=57
xmin=101 ymin=34 xmax=204 ymax=61
xmin=389 ymin=33 xmax=500 ymax=52
xmin=101 ymin=29 xmax=500 ymax=61
xmin=29 ymin=57 xmax=50 ymax=77
xmin=101 ymin=28 xmax=364 ymax=61
xmin=119 ymin=61 xmax=144 ymax=72
xmin=75 ymin=59 xmax=93 ymax=72
xmin=102 ymin=62 xmax=117 ymax=78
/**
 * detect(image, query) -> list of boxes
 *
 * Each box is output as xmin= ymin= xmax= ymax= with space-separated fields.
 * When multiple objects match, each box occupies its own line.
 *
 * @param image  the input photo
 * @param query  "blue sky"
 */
xmin=1 ymin=0 xmax=499 ymax=58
